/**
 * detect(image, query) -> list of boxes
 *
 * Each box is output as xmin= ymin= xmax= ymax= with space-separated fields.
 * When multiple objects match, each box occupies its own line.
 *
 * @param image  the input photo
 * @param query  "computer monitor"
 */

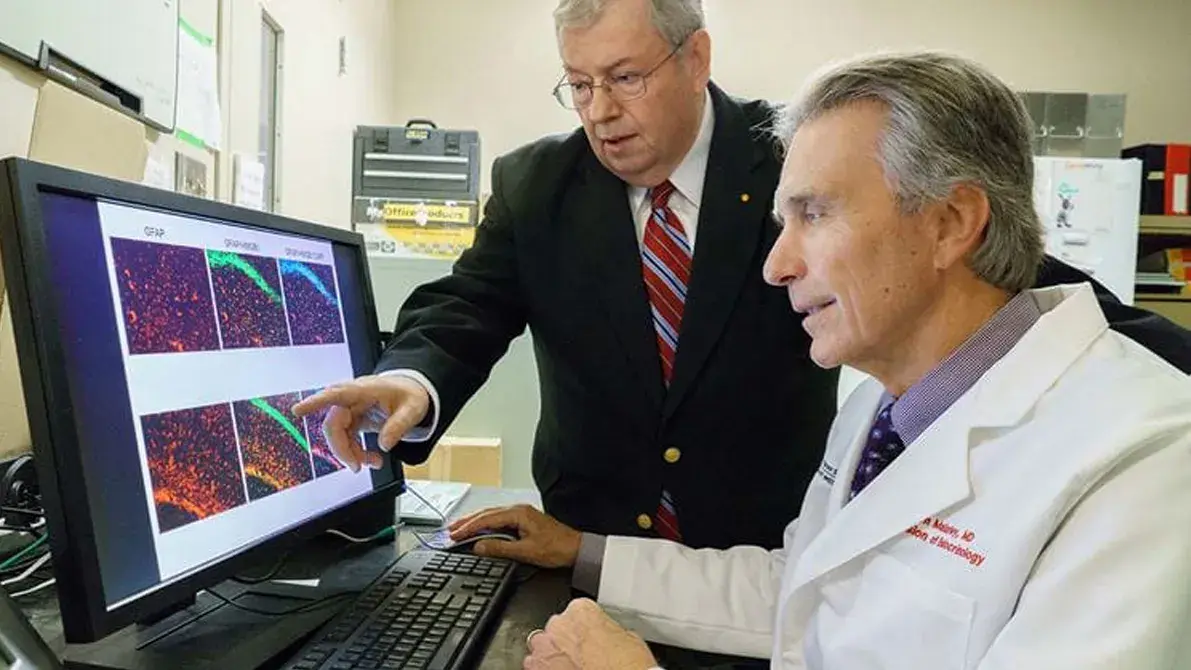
xmin=0 ymin=157 xmax=400 ymax=644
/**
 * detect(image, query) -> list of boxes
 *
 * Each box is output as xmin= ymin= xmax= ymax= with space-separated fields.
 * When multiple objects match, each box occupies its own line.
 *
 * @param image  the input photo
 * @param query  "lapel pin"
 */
xmin=740 ymin=193 xmax=751 ymax=203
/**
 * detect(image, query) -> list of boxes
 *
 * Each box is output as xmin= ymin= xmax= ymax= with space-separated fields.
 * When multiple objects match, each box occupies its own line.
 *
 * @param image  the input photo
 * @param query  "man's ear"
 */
xmin=683 ymin=29 xmax=712 ymax=91
xmin=933 ymin=183 xmax=991 ymax=271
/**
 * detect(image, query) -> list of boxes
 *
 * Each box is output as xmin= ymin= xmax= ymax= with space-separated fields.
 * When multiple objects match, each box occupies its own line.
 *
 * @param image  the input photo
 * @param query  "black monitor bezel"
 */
xmin=0 ymin=157 xmax=400 ymax=643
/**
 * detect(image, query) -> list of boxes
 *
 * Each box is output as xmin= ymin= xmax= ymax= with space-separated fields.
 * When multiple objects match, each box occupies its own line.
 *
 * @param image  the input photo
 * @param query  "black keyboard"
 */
xmin=282 ymin=548 xmax=516 ymax=670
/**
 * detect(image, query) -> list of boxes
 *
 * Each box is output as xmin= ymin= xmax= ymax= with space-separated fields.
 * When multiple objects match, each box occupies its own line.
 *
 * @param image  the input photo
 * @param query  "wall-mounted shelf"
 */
xmin=1139 ymin=215 xmax=1191 ymax=237
xmin=1135 ymin=217 xmax=1191 ymax=327
xmin=1136 ymin=293 xmax=1191 ymax=302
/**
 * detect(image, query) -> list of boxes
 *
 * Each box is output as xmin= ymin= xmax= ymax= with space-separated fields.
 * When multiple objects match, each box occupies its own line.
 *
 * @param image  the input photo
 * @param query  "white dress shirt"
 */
xmin=388 ymin=89 xmax=715 ymax=442
xmin=626 ymin=88 xmax=715 ymax=249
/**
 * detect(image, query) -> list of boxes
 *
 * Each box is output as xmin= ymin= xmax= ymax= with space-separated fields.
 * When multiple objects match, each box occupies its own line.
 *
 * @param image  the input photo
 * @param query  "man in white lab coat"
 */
xmin=450 ymin=51 xmax=1191 ymax=669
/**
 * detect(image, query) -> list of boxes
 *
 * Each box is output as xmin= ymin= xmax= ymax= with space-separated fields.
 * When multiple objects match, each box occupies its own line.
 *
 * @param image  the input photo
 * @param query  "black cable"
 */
xmin=0 ymin=506 xmax=44 ymax=518
xmin=230 ymin=548 xmax=293 ymax=585
xmin=203 ymin=587 xmax=358 ymax=617
xmin=0 ymin=524 xmax=44 ymax=535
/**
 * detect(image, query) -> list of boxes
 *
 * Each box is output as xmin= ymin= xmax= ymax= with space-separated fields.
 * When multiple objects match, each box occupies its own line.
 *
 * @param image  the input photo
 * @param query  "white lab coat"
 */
xmin=597 ymin=283 xmax=1191 ymax=669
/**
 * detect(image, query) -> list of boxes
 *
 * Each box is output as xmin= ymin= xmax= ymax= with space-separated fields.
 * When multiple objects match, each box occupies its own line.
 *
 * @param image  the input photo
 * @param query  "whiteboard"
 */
xmin=0 ymin=0 xmax=179 ymax=131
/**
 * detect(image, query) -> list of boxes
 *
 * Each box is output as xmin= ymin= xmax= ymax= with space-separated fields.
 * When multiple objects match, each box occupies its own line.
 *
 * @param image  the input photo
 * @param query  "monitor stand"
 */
xmin=61 ymin=581 xmax=351 ymax=670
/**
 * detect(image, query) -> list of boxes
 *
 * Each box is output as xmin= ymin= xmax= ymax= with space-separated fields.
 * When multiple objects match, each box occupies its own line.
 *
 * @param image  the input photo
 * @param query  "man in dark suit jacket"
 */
xmin=295 ymin=0 xmax=1191 ymax=557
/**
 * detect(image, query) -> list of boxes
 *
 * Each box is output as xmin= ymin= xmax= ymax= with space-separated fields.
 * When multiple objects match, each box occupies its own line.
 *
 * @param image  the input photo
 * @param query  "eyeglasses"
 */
xmin=552 ymin=43 xmax=683 ymax=110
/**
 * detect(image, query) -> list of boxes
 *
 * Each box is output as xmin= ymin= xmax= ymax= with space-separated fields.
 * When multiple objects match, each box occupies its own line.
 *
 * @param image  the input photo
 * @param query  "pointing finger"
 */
xmin=292 ymin=384 xmax=366 ymax=418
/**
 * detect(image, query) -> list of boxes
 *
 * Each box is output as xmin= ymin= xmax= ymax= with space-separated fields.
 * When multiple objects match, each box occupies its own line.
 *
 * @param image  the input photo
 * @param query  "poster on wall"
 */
xmin=142 ymin=151 xmax=176 ymax=191
xmin=175 ymin=18 xmax=222 ymax=150
xmin=233 ymin=154 xmax=266 ymax=210
xmin=175 ymin=154 xmax=209 ymax=199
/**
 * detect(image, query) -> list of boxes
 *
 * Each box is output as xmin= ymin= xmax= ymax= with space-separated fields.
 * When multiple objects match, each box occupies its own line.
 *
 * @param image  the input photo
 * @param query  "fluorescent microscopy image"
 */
xmin=300 ymin=387 xmax=346 ymax=477
xmin=142 ymin=403 xmax=246 ymax=533
xmin=208 ymin=250 xmax=291 ymax=349
xmin=235 ymin=392 xmax=315 ymax=500
xmin=280 ymin=260 xmax=345 ymax=346
xmin=110 ymin=238 xmax=220 ymax=355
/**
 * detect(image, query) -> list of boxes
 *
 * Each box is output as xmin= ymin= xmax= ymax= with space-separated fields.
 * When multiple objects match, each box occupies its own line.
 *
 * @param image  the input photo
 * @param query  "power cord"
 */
xmin=0 ymin=535 xmax=46 ymax=571
xmin=1 ymin=553 xmax=50 ymax=587
xmin=0 ymin=502 xmax=53 ymax=595
xmin=323 ymin=483 xmax=450 ymax=544
xmin=9 ymin=577 xmax=54 ymax=598
xmin=325 ymin=526 xmax=395 ymax=544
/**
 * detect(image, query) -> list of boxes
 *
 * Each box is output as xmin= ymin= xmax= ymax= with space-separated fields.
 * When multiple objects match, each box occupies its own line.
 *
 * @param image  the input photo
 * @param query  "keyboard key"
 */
xmin=427 ymin=629 xmax=468 ymax=670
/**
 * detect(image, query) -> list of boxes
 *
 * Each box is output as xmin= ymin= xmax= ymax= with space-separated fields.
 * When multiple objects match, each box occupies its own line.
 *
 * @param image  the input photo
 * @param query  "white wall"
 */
xmin=389 ymin=0 xmax=1191 ymax=197
xmin=0 ymin=0 xmax=404 ymax=458
xmin=223 ymin=0 xmax=403 ymax=228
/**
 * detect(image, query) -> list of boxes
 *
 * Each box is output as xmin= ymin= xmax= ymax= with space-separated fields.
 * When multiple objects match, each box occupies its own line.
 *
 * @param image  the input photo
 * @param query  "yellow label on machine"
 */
xmin=382 ymin=202 xmax=472 ymax=224
xmin=382 ymin=225 xmax=476 ymax=259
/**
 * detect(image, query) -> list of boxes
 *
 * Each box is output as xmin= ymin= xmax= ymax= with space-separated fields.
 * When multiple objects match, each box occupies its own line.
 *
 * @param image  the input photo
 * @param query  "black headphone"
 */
xmin=0 ymin=455 xmax=39 ymax=526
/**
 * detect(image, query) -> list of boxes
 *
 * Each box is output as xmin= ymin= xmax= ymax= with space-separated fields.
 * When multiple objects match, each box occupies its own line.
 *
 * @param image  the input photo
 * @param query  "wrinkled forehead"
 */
xmin=784 ymin=105 xmax=887 ymax=179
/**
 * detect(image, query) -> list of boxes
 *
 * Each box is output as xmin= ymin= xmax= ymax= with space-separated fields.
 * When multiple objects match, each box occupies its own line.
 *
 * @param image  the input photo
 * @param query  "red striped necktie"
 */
xmin=641 ymin=179 xmax=690 ymax=542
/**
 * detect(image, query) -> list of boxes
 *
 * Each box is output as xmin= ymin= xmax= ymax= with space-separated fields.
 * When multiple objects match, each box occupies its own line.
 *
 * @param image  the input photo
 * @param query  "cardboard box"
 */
xmin=402 ymin=436 xmax=502 ymax=487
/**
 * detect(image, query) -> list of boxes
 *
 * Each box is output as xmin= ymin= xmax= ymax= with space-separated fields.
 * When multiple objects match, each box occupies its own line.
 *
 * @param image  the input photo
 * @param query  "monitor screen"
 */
xmin=33 ymin=189 xmax=392 ymax=612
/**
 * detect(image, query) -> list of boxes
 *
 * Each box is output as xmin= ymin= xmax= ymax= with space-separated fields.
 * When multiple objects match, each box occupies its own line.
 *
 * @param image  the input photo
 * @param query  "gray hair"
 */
xmin=553 ymin=0 xmax=704 ymax=49
xmin=778 ymin=52 xmax=1044 ymax=292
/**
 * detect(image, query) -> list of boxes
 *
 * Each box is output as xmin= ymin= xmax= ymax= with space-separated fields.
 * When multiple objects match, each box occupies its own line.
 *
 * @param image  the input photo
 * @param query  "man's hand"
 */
xmin=291 ymin=374 xmax=430 ymax=472
xmin=524 ymin=599 xmax=658 ymax=670
xmin=448 ymin=504 xmax=582 ymax=568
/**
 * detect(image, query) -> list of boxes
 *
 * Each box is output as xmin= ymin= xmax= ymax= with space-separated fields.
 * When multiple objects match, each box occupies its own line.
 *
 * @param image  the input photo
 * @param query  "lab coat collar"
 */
xmin=790 ymin=282 xmax=1108 ymax=589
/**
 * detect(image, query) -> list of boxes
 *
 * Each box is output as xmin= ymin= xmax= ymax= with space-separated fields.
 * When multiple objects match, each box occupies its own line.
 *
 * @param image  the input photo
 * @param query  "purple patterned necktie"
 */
xmin=850 ymin=402 xmax=905 ymax=499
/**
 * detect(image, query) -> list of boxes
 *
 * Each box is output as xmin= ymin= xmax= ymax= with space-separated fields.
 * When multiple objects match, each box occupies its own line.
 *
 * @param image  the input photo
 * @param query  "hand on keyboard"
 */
xmin=447 ymin=504 xmax=581 ymax=568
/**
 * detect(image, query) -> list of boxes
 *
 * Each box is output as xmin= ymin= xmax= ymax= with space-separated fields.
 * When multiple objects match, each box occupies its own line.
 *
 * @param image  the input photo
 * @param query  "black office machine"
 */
xmin=0 ymin=157 xmax=515 ymax=670
xmin=351 ymin=120 xmax=482 ymax=228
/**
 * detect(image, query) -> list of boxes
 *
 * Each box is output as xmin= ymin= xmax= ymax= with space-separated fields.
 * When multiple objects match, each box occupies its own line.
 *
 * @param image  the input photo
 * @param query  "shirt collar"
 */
xmin=629 ymin=87 xmax=715 ymax=210
xmin=883 ymin=290 xmax=1043 ymax=445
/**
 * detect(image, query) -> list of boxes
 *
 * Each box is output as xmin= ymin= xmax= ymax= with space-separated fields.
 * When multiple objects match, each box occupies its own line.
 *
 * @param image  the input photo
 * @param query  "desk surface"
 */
xmin=20 ymin=486 xmax=762 ymax=669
